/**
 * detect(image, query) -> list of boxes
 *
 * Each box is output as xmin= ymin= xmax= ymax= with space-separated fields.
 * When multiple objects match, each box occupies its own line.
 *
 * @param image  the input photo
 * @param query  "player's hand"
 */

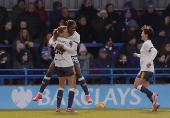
xmin=60 ymin=48 xmax=66 ymax=53
xmin=146 ymin=62 xmax=151 ymax=68
xmin=56 ymin=44 xmax=63 ymax=50
xmin=133 ymin=53 xmax=138 ymax=57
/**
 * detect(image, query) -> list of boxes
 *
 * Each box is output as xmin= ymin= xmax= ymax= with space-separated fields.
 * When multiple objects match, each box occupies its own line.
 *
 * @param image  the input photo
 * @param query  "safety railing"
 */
xmin=0 ymin=68 xmax=170 ymax=85
xmin=0 ymin=43 xmax=124 ymax=49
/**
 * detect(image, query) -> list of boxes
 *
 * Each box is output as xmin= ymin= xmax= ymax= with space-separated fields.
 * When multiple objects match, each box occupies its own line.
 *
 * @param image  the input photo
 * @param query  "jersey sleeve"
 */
xmin=73 ymin=32 xmax=80 ymax=44
xmin=144 ymin=41 xmax=154 ymax=52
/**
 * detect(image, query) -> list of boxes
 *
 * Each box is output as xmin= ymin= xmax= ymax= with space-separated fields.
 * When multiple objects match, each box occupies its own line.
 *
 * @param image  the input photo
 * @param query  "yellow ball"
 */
xmin=96 ymin=102 xmax=106 ymax=108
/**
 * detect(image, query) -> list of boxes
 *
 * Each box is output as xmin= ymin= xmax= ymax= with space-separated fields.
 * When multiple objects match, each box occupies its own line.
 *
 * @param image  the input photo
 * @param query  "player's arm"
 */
xmin=62 ymin=41 xmax=77 ymax=53
xmin=133 ymin=53 xmax=140 ymax=58
xmin=148 ymin=47 xmax=157 ymax=62
xmin=49 ymin=36 xmax=57 ymax=48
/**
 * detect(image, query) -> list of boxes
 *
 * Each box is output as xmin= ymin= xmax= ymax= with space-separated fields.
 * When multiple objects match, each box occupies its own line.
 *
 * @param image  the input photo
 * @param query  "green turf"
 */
xmin=0 ymin=108 xmax=170 ymax=118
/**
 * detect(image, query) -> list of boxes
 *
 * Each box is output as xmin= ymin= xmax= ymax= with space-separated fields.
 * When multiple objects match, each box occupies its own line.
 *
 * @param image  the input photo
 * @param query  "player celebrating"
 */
xmin=50 ymin=26 xmax=77 ymax=112
xmin=133 ymin=25 xmax=160 ymax=112
xmin=33 ymin=20 xmax=92 ymax=103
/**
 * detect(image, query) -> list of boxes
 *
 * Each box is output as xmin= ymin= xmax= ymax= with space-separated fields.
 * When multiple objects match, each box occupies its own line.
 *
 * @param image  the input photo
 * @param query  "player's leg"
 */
xmin=56 ymin=76 xmax=66 ymax=112
xmin=66 ymin=74 xmax=77 ymax=112
xmin=65 ymin=66 xmax=77 ymax=112
xmin=142 ymin=81 xmax=153 ymax=103
xmin=74 ymin=64 xmax=92 ymax=103
xmin=33 ymin=63 xmax=56 ymax=101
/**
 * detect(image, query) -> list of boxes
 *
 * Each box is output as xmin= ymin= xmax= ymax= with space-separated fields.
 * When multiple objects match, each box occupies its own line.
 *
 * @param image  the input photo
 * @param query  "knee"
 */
xmin=76 ymin=72 xmax=82 ymax=78
xmin=134 ymin=85 xmax=142 ymax=91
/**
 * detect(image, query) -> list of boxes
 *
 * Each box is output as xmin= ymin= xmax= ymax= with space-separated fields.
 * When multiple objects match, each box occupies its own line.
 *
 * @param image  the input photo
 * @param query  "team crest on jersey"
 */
xmin=69 ymin=41 xmax=73 ymax=47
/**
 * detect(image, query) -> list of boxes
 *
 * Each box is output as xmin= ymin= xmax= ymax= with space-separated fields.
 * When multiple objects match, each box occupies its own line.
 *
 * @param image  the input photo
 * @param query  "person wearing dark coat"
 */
xmin=106 ymin=3 xmax=122 ymax=29
xmin=91 ymin=48 xmax=114 ymax=84
xmin=60 ymin=7 xmax=74 ymax=23
xmin=16 ymin=3 xmax=42 ymax=40
xmin=154 ymin=53 xmax=170 ymax=83
xmin=49 ymin=1 xmax=62 ymax=29
xmin=12 ymin=0 xmax=26 ymax=25
xmin=12 ymin=49 xmax=34 ymax=85
xmin=121 ymin=19 xmax=141 ymax=43
xmin=153 ymin=13 xmax=170 ymax=50
xmin=0 ymin=50 xmax=8 ymax=71
xmin=91 ymin=9 xmax=112 ymax=43
xmin=140 ymin=1 xmax=161 ymax=31
xmin=120 ymin=34 xmax=138 ymax=61
xmin=104 ymin=36 xmax=119 ymax=66
xmin=114 ymin=54 xmax=133 ymax=84
xmin=0 ymin=6 xmax=9 ymax=28
xmin=0 ymin=21 xmax=17 ymax=45
xmin=75 ymin=0 xmax=98 ymax=24
xmin=49 ymin=17 xmax=64 ymax=34
xmin=120 ymin=1 xmax=139 ymax=23
xmin=76 ymin=15 xmax=93 ymax=43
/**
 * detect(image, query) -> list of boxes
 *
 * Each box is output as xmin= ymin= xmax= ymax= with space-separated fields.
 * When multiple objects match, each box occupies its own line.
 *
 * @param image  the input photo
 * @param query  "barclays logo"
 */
xmin=12 ymin=87 xmax=32 ymax=109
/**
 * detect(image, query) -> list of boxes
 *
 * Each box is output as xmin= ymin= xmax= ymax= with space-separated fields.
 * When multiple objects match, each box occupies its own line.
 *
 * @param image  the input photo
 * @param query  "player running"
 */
xmin=51 ymin=26 xmax=77 ymax=112
xmin=133 ymin=25 xmax=160 ymax=112
xmin=33 ymin=20 xmax=92 ymax=103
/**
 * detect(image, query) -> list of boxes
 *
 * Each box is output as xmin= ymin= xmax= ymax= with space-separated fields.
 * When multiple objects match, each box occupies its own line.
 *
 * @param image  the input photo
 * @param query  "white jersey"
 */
xmin=49 ymin=36 xmax=75 ymax=67
xmin=139 ymin=40 xmax=157 ymax=72
xmin=69 ymin=31 xmax=80 ymax=56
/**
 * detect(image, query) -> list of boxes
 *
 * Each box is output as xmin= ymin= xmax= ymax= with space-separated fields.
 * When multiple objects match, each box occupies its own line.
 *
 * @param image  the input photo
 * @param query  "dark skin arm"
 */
xmin=55 ymin=44 xmax=66 ymax=52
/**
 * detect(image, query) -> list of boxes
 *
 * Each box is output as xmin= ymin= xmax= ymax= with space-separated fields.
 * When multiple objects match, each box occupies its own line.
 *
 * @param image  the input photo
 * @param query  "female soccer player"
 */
xmin=33 ymin=20 xmax=92 ymax=103
xmin=133 ymin=25 xmax=160 ymax=112
xmin=50 ymin=26 xmax=77 ymax=112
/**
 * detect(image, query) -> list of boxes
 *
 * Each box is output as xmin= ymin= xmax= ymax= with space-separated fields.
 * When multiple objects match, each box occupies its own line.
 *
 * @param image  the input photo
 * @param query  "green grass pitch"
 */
xmin=0 ymin=108 xmax=170 ymax=118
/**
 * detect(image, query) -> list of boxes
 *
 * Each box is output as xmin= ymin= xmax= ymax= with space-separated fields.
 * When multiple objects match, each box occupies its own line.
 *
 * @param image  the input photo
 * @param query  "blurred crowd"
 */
xmin=0 ymin=0 xmax=170 ymax=85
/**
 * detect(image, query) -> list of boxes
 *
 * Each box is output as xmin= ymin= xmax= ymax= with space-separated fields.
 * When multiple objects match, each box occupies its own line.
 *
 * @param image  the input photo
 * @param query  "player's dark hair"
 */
xmin=78 ymin=15 xmax=86 ymax=21
xmin=141 ymin=25 xmax=154 ymax=40
xmin=53 ymin=26 xmax=67 ymax=42
xmin=65 ymin=20 xmax=76 ymax=28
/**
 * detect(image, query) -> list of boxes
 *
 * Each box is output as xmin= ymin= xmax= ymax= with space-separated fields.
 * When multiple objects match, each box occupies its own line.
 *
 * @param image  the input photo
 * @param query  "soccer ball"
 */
xmin=96 ymin=103 xmax=106 ymax=108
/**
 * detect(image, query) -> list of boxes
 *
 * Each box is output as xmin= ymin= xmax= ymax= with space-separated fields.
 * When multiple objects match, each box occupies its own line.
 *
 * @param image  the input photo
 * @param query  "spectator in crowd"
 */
xmin=0 ymin=21 xmax=17 ymax=45
xmin=114 ymin=54 xmax=133 ymax=84
xmin=154 ymin=52 xmax=170 ymax=83
xmin=60 ymin=7 xmax=74 ymax=23
xmin=76 ymin=15 xmax=93 ymax=43
xmin=91 ymin=8 xmax=112 ymax=43
xmin=0 ymin=21 xmax=17 ymax=69
xmin=130 ymin=42 xmax=143 ymax=68
xmin=153 ymin=13 xmax=170 ymax=50
xmin=159 ymin=42 xmax=170 ymax=67
xmin=117 ymin=8 xmax=132 ymax=35
xmin=121 ymin=1 xmax=139 ymax=23
xmin=35 ymin=0 xmax=48 ymax=23
xmin=16 ymin=2 xmax=42 ymax=40
xmin=120 ymin=34 xmax=138 ymax=61
xmin=106 ymin=3 xmax=121 ymax=29
xmin=38 ymin=32 xmax=53 ymax=69
xmin=78 ymin=44 xmax=93 ymax=74
xmin=49 ymin=17 xmax=64 ymax=34
xmin=0 ymin=6 xmax=9 ymax=28
xmin=104 ymin=36 xmax=119 ymax=66
xmin=140 ymin=0 xmax=161 ymax=31
xmin=12 ymin=49 xmax=34 ymax=85
xmin=12 ymin=0 xmax=26 ymax=26
xmin=91 ymin=48 xmax=114 ymax=84
xmin=49 ymin=1 xmax=62 ymax=28
xmin=75 ymin=0 xmax=98 ymax=24
xmin=13 ymin=28 xmax=34 ymax=60
xmin=19 ymin=20 xmax=27 ymax=29
xmin=121 ymin=19 xmax=141 ymax=43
